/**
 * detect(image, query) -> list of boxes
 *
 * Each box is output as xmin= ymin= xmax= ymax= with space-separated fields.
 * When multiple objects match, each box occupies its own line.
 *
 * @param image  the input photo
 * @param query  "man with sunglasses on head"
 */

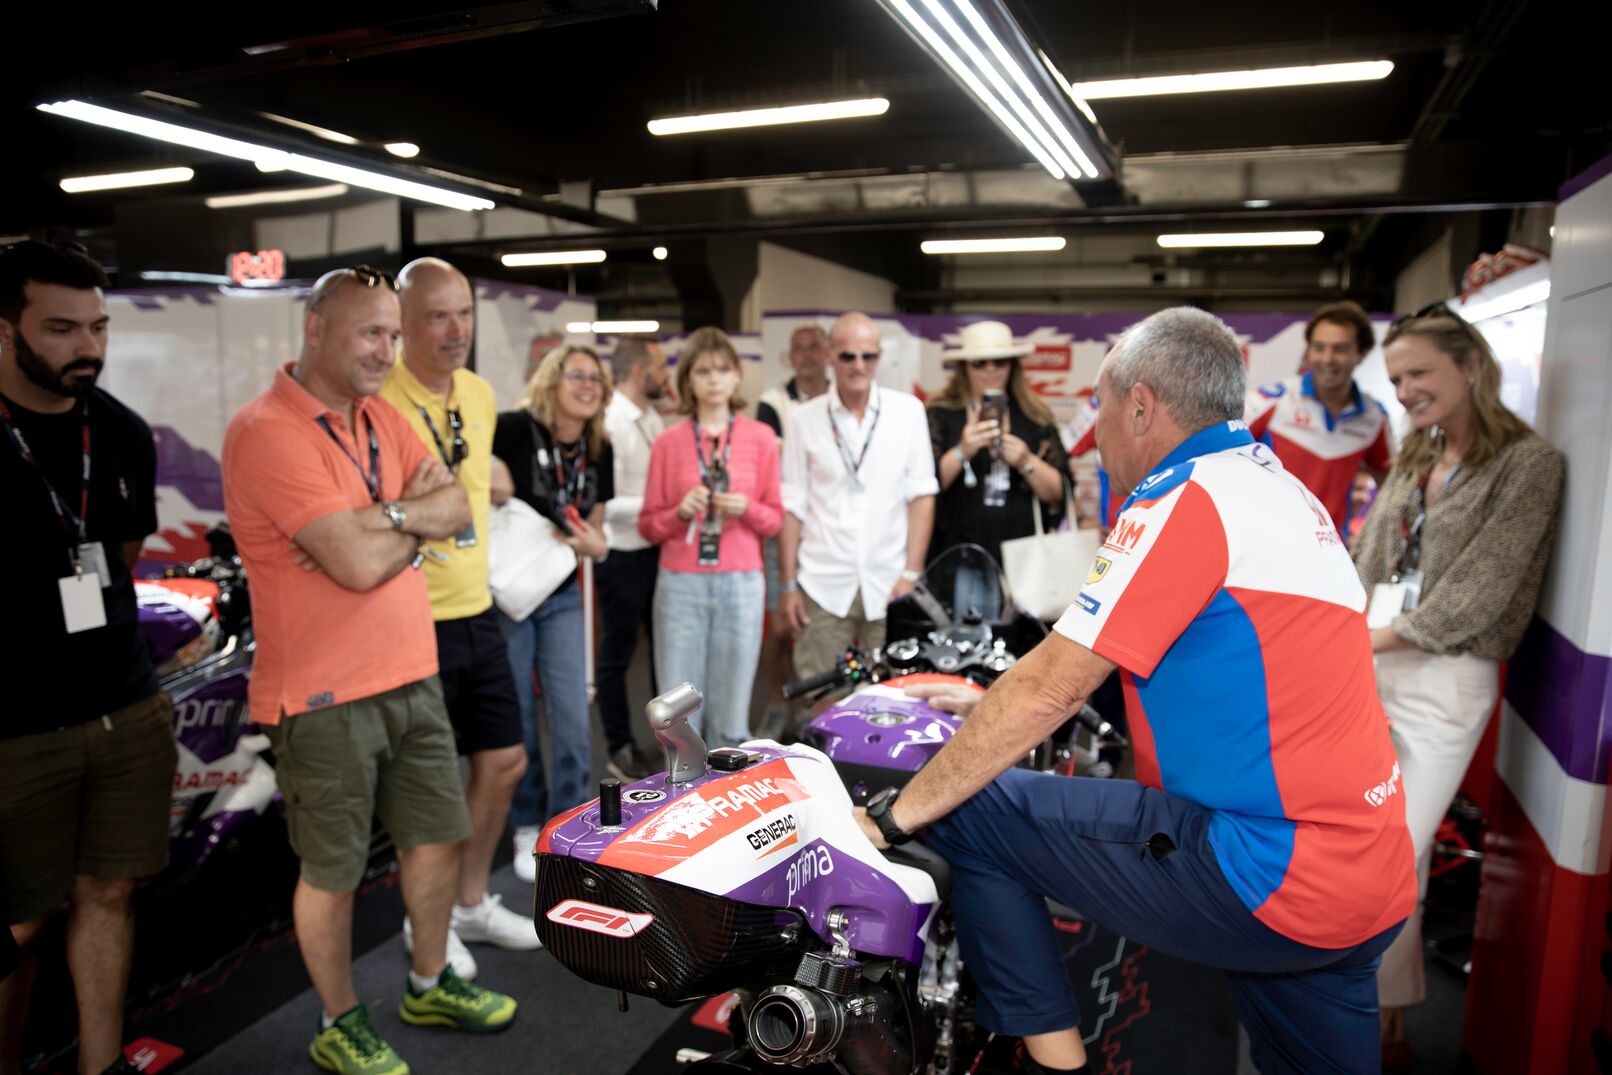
xmin=379 ymin=258 xmax=537 ymax=981
xmin=0 ymin=240 xmax=174 ymax=1075
xmin=1245 ymin=300 xmax=1392 ymax=531
xmin=223 ymin=266 xmax=516 ymax=1075
xmin=778 ymin=312 xmax=937 ymax=681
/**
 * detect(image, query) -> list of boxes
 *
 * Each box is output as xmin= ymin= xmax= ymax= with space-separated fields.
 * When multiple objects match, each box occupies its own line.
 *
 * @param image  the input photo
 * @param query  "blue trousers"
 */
xmin=653 ymin=569 xmax=765 ymax=750
xmin=925 ymin=769 xmax=1404 ymax=1075
xmin=498 ymin=581 xmax=591 ymax=828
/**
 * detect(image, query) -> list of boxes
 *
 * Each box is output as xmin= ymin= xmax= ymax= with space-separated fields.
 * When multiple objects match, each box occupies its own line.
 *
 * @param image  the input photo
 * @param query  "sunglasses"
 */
xmin=445 ymin=408 xmax=468 ymax=467
xmin=973 ymin=357 xmax=1014 ymax=370
xmin=348 ymin=265 xmax=398 ymax=291
xmin=1388 ymin=301 xmax=1480 ymax=347
xmin=835 ymin=350 xmax=881 ymax=364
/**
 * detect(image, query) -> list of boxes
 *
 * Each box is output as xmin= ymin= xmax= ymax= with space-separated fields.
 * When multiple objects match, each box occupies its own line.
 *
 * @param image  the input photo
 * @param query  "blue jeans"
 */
xmin=951 ymin=563 xmax=1002 ymax=623
xmin=926 ymin=769 xmax=1404 ymax=1075
xmin=652 ymin=570 xmax=765 ymax=749
xmin=498 ymin=581 xmax=591 ymax=828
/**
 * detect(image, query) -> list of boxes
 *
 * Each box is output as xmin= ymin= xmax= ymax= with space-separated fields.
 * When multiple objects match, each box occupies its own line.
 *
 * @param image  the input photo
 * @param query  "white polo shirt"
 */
xmin=603 ymin=392 xmax=665 ymax=552
xmin=781 ymin=384 xmax=939 ymax=620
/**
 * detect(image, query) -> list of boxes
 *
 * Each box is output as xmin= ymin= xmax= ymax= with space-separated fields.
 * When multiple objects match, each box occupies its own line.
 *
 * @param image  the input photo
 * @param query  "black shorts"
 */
xmin=435 ymin=608 xmax=524 ymax=756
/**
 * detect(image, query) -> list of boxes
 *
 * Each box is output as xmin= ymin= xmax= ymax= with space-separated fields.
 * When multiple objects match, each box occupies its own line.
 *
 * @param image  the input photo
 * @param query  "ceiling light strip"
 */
xmin=1074 ymin=61 xmax=1394 ymax=100
xmin=60 ymin=167 xmax=195 ymax=193
xmin=921 ymin=237 xmax=1066 ymax=254
xmin=205 ymin=184 xmax=350 ymax=209
xmin=1156 ymin=231 xmax=1324 ymax=248
xmin=647 ymin=98 xmax=889 ymax=136
xmin=566 ymin=320 xmax=660 ymax=333
xmin=882 ymin=0 xmax=1064 ymax=179
xmin=37 ymin=100 xmax=492 ymax=211
xmin=916 ymin=0 xmax=1077 ymax=178
xmin=952 ymin=0 xmax=1100 ymax=179
xmin=502 ymin=250 xmax=607 ymax=267
xmin=258 ymin=111 xmax=360 ymax=145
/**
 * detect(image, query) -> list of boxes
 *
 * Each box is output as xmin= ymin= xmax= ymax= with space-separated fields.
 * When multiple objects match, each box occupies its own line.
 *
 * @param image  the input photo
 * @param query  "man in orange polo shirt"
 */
xmin=222 ymin=267 xmax=516 ymax=1075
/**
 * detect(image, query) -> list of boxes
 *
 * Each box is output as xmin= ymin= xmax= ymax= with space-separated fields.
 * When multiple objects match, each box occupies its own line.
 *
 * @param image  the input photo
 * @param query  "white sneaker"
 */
xmin=401 ymin=915 xmax=478 ymax=980
xmin=453 ymin=893 xmax=543 ymax=951
xmin=512 ymin=825 xmax=540 ymax=883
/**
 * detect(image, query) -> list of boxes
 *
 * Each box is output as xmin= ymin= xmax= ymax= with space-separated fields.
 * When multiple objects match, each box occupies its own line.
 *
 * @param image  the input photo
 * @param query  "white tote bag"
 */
xmin=1000 ymin=492 xmax=1100 ymax=622
xmin=486 ymin=497 xmax=578 ymax=623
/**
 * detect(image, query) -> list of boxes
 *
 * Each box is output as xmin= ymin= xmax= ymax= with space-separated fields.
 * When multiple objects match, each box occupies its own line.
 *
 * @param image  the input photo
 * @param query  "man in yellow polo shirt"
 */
xmin=381 ymin=258 xmax=536 ymax=975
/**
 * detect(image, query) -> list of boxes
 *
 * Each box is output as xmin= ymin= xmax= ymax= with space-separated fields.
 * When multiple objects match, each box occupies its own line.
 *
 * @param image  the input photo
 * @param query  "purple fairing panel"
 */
xmin=539 ymin=746 xmax=939 ymax=962
xmin=138 ymin=600 xmax=203 ymax=668
xmin=169 ymin=669 xmax=253 ymax=763
xmin=805 ymin=694 xmax=962 ymax=772
xmin=722 ymin=838 xmax=936 ymax=965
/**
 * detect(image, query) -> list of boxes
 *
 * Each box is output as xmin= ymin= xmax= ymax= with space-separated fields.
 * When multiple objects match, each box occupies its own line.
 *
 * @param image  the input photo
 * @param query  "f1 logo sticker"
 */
xmin=547 ymin=899 xmax=655 ymax=938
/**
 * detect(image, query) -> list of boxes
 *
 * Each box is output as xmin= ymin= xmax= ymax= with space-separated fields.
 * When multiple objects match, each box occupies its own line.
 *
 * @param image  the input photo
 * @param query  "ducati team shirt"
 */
xmin=1244 ymin=372 xmax=1392 ymax=531
xmin=1054 ymin=421 xmax=1417 ymax=949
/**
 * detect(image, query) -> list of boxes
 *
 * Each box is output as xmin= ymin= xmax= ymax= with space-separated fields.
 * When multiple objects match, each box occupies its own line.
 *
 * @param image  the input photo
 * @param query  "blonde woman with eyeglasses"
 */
xmin=490 ymin=344 xmax=614 ymax=880
xmin=1350 ymin=305 xmax=1564 ymax=1069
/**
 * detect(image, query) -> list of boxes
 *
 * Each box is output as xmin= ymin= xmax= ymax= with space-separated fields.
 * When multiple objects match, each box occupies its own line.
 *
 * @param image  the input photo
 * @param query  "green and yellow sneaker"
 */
xmin=310 ymin=1004 xmax=408 ymax=1075
xmin=398 ymin=964 xmax=516 ymax=1033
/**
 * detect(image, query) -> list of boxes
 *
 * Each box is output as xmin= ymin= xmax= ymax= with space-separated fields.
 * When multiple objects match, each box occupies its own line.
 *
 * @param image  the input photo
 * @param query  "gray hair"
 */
xmin=609 ymin=335 xmax=659 ymax=381
xmin=1108 ymin=307 xmax=1245 ymax=432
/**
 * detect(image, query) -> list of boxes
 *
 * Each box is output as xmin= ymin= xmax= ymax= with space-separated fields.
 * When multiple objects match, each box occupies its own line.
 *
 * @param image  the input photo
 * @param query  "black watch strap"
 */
xmin=868 ymin=788 xmax=913 ymax=846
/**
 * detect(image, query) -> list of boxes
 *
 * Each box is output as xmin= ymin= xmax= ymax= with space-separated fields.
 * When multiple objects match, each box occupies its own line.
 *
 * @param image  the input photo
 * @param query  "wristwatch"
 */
xmin=899 ymin=569 xmax=922 ymax=582
xmin=1021 ymin=457 xmax=1038 ymax=478
xmin=383 ymin=500 xmax=408 ymax=532
xmin=953 ymin=446 xmax=970 ymax=465
xmin=865 ymin=787 xmax=913 ymax=846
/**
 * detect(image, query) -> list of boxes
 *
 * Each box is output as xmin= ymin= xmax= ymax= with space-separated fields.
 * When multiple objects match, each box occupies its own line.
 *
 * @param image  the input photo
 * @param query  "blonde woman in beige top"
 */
xmin=1351 ymin=305 xmax=1564 ymax=1069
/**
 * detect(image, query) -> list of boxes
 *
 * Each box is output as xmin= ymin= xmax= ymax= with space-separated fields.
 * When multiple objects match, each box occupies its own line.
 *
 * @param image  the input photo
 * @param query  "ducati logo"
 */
xmin=1087 ymin=557 xmax=1112 ymax=585
xmin=547 ymin=899 xmax=655 ymax=938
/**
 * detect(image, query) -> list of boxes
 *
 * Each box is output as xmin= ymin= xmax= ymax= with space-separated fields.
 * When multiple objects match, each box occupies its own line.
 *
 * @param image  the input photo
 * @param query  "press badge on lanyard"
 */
xmin=0 ymin=397 xmax=109 ymax=632
xmin=418 ymin=405 xmax=477 ymax=547
xmin=689 ymin=418 xmax=734 ymax=567
xmin=1367 ymin=465 xmax=1456 ymax=630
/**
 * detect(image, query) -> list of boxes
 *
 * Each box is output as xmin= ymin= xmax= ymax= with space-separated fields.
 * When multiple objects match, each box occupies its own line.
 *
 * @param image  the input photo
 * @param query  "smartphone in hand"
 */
xmin=563 ymin=503 xmax=584 ymax=533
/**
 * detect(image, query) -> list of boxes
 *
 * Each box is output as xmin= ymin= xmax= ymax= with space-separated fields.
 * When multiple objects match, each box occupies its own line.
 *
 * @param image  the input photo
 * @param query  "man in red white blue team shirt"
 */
xmin=1245 ymin=301 xmax=1391 ymax=532
xmin=857 ymin=307 xmax=1416 ymax=1075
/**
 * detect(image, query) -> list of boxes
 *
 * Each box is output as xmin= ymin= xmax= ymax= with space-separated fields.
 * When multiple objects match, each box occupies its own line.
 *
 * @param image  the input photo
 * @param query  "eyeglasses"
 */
xmin=975 ymin=357 xmax=1014 ymax=370
xmin=563 ymin=370 xmax=606 ymax=387
xmin=835 ymin=350 xmax=881 ymax=364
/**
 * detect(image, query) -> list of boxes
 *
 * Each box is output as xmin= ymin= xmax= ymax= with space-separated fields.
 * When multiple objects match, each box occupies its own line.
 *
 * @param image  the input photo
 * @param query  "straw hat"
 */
xmin=944 ymin=320 xmax=1032 ymax=361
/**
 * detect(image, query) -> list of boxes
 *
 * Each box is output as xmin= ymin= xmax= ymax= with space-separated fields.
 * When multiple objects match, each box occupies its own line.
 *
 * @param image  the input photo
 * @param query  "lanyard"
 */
xmin=691 ymin=414 xmax=735 ymax=485
xmin=632 ymin=413 xmax=656 ymax=452
xmin=1398 ymin=463 xmax=1461 ymax=573
xmin=532 ymin=417 xmax=587 ymax=507
xmin=316 ymin=412 xmax=382 ymax=503
xmin=827 ymin=396 xmax=881 ymax=486
xmin=417 ymin=405 xmax=465 ymax=471
xmin=0 ymin=394 xmax=90 ymax=545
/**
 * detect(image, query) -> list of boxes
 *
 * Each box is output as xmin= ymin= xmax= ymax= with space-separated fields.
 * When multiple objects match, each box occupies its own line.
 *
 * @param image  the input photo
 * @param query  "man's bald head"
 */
xmin=397 ymin=257 xmax=474 ymax=383
xmin=830 ymin=311 xmax=878 ymax=350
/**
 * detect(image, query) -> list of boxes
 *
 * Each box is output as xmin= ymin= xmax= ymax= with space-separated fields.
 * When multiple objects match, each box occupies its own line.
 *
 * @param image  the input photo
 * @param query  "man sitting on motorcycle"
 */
xmin=858 ymin=306 xmax=1416 ymax=1075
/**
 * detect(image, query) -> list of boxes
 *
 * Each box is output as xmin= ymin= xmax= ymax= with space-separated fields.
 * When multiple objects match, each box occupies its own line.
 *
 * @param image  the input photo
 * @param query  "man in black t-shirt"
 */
xmin=0 ymin=241 xmax=175 ymax=1075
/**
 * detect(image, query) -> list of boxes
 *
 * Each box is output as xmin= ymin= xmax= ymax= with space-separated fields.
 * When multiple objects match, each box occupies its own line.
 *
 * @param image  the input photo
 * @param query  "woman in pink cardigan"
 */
xmin=638 ymin=327 xmax=783 ymax=747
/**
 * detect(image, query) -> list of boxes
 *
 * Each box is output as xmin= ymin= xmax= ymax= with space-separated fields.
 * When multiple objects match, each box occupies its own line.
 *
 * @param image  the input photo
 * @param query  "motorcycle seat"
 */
xmin=882 ymin=842 xmax=951 ymax=903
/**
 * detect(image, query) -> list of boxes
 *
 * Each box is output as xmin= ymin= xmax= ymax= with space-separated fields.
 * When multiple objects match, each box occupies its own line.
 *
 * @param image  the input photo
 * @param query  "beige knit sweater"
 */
xmin=1352 ymin=432 xmax=1565 ymax=660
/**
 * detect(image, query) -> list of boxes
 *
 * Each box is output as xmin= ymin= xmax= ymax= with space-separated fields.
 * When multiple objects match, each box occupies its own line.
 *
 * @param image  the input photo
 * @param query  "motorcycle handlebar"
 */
xmin=780 ymin=663 xmax=844 ymax=701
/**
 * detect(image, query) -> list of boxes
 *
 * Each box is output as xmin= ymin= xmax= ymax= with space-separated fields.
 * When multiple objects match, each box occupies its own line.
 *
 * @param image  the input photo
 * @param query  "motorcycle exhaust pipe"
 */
xmin=747 ymin=985 xmax=843 ymax=1066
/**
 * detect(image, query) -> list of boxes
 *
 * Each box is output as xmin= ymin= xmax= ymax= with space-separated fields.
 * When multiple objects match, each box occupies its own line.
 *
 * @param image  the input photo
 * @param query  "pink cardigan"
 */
xmin=638 ymin=415 xmax=783 ymax=573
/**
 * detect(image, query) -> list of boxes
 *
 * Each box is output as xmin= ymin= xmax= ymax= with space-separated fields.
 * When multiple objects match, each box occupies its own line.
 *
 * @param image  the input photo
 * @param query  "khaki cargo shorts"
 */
xmin=264 ymin=677 xmax=471 ymax=893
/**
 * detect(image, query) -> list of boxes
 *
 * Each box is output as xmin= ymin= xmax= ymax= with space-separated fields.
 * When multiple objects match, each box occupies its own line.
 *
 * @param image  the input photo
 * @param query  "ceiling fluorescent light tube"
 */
xmin=1156 ymin=231 xmax=1324 ymax=248
xmin=205 ymin=184 xmax=350 ymax=209
xmin=258 ymin=112 xmax=360 ymax=145
xmin=567 ymin=320 xmax=660 ymax=334
xmin=922 ymin=237 xmax=1066 ymax=254
xmin=60 ymin=167 xmax=194 ymax=193
xmin=1075 ymin=60 xmax=1394 ymax=100
xmin=502 ymin=250 xmax=607 ymax=267
xmin=881 ymin=0 xmax=1064 ymax=179
xmin=648 ymin=98 xmax=888 ymax=135
xmin=37 ymin=100 xmax=492 ymax=211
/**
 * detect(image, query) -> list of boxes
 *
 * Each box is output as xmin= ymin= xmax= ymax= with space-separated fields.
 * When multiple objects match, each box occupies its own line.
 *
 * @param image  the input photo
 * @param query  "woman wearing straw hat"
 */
xmin=928 ymin=320 xmax=1067 ymax=619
